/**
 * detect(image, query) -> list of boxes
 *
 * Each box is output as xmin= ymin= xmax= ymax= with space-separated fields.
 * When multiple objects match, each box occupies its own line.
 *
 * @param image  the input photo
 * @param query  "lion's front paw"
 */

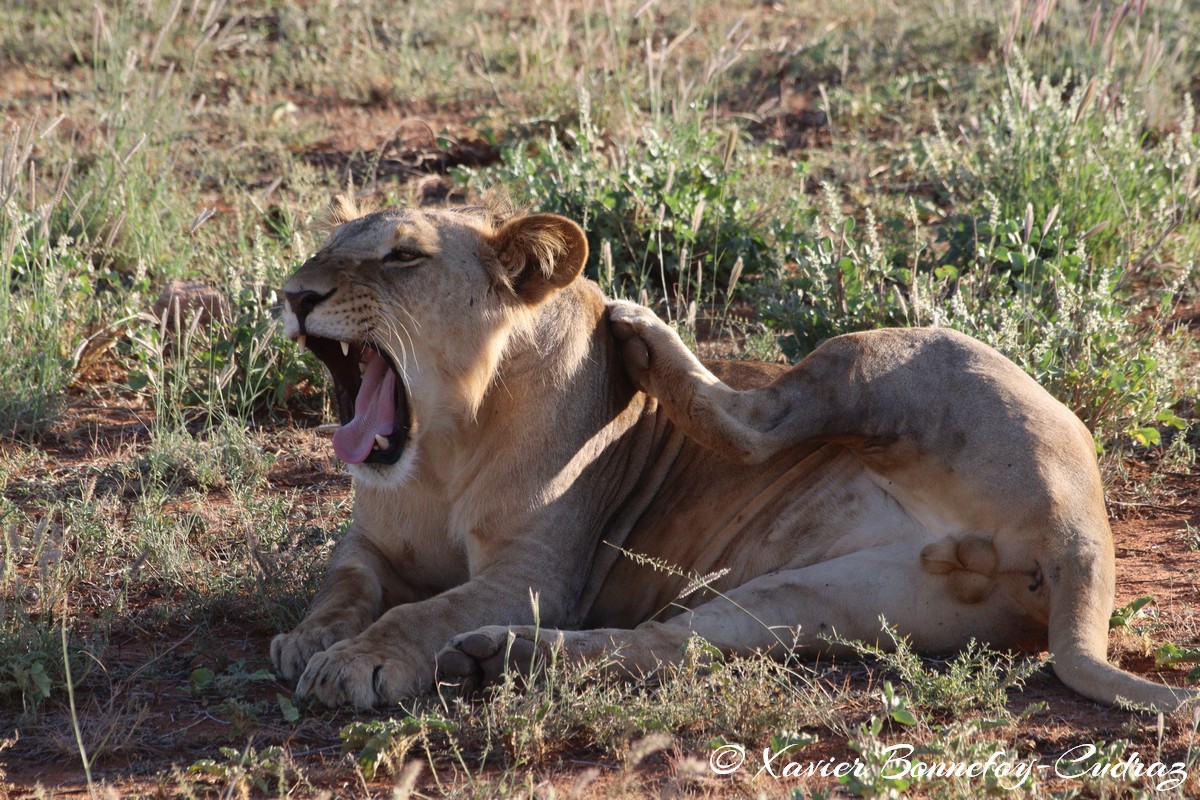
xmin=607 ymin=300 xmax=659 ymax=394
xmin=271 ymin=620 xmax=360 ymax=681
xmin=295 ymin=639 xmax=429 ymax=709
xmin=435 ymin=626 xmax=561 ymax=694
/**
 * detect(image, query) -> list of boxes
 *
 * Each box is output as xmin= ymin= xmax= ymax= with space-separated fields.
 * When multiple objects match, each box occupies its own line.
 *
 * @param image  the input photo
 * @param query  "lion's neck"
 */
xmin=494 ymin=279 xmax=608 ymax=391
xmin=414 ymin=278 xmax=627 ymax=489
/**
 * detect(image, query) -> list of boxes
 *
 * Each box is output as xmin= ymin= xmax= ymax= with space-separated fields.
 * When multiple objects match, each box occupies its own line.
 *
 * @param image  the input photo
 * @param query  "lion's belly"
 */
xmin=584 ymin=441 xmax=932 ymax=628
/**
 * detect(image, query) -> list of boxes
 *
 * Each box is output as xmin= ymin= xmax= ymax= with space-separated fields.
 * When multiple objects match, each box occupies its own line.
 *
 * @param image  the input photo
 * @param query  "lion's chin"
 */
xmin=347 ymin=443 xmax=420 ymax=491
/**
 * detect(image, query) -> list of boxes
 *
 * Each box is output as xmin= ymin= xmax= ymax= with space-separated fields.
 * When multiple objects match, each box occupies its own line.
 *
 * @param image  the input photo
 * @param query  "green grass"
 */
xmin=1 ymin=0 xmax=1198 ymax=796
xmin=833 ymin=624 xmax=1049 ymax=719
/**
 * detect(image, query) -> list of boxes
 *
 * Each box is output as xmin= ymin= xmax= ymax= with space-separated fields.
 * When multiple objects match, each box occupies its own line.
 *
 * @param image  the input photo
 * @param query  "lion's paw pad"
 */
xmin=607 ymin=302 xmax=658 ymax=386
xmin=435 ymin=629 xmax=545 ymax=694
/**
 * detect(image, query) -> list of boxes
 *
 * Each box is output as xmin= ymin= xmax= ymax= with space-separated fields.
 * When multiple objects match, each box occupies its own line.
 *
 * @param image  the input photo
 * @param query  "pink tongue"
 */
xmin=332 ymin=351 xmax=397 ymax=464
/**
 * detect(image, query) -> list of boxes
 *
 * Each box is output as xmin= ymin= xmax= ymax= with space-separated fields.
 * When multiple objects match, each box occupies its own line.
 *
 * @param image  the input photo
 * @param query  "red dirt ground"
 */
xmin=3 ymin=391 xmax=1198 ymax=798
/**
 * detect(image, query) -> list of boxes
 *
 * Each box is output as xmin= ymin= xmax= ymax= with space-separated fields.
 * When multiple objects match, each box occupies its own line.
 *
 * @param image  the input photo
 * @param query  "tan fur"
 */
xmin=272 ymin=202 xmax=1195 ymax=713
xmin=313 ymin=193 xmax=374 ymax=234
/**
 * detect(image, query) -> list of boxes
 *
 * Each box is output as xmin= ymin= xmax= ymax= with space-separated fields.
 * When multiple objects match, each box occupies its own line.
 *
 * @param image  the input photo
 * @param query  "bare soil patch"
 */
xmin=291 ymin=99 xmax=500 ymax=193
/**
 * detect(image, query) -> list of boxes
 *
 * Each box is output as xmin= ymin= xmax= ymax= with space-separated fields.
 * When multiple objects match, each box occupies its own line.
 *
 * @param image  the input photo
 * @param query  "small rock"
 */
xmin=151 ymin=280 xmax=231 ymax=331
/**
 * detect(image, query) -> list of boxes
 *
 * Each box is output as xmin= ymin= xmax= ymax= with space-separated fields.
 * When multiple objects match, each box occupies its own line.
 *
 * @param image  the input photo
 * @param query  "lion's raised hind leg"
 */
xmin=608 ymin=300 xmax=799 ymax=464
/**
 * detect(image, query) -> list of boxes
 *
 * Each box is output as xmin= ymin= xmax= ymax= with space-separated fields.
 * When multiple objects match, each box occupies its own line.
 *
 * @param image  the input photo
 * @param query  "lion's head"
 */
xmin=281 ymin=200 xmax=590 ymax=488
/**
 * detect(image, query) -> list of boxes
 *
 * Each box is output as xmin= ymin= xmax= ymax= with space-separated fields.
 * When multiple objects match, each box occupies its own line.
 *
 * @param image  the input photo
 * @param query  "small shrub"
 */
xmin=760 ymin=192 xmax=1193 ymax=446
xmin=0 ymin=510 xmax=92 ymax=716
xmin=759 ymin=188 xmax=909 ymax=350
xmin=340 ymin=715 xmax=456 ymax=780
xmin=139 ymin=422 xmax=273 ymax=496
xmin=124 ymin=261 xmax=323 ymax=426
xmin=845 ymin=714 xmax=1044 ymax=799
xmin=834 ymin=623 xmax=1048 ymax=718
xmin=465 ymin=100 xmax=803 ymax=305
xmin=923 ymin=57 xmax=1199 ymax=270
xmin=187 ymin=745 xmax=302 ymax=797
xmin=0 ymin=229 xmax=88 ymax=436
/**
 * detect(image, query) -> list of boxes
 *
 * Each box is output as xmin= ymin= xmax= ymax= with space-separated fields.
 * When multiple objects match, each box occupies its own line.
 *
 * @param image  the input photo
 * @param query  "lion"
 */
xmin=273 ymin=198 xmax=1194 ymax=713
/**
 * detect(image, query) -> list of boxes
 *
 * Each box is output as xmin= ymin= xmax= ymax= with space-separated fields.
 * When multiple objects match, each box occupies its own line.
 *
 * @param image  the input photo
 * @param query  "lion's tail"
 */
xmin=1047 ymin=543 xmax=1196 ymax=713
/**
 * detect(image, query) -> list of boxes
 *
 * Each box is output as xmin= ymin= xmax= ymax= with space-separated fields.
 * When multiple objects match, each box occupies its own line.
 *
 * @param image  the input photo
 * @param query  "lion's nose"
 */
xmin=284 ymin=288 xmax=335 ymax=328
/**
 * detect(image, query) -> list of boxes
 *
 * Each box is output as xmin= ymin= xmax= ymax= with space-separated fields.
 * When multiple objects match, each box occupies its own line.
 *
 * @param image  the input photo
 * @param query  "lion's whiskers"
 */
xmin=373 ymin=311 xmax=416 ymax=388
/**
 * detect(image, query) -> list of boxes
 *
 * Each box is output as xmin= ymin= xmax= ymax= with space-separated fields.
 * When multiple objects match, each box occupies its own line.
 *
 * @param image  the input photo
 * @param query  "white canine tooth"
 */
xmin=374 ymin=434 xmax=389 ymax=451
xmin=340 ymin=340 xmax=350 ymax=357
xmin=358 ymin=362 xmax=367 ymax=375
xmin=296 ymin=334 xmax=307 ymax=353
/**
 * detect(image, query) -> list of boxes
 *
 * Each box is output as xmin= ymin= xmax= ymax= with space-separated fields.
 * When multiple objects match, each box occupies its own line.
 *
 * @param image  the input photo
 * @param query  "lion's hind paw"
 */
xmin=608 ymin=300 xmax=664 ymax=391
xmin=435 ymin=626 xmax=557 ymax=695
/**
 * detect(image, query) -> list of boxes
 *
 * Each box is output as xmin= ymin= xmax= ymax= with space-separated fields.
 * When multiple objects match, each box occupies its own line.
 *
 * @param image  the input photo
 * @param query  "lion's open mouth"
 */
xmin=301 ymin=335 xmax=411 ymax=466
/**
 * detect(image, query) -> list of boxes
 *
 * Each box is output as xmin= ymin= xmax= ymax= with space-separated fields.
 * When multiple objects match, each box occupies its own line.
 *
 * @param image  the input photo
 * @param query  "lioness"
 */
xmin=273 ymin=198 xmax=1194 ymax=712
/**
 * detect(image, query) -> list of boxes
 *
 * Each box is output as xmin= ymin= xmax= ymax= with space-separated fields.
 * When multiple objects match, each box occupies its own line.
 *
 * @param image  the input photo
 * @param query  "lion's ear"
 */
xmin=313 ymin=193 xmax=371 ymax=234
xmin=486 ymin=214 xmax=588 ymax=304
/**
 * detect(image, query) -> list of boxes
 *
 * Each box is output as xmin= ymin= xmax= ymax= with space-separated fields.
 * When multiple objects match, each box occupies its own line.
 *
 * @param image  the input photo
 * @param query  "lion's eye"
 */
xmin=383 ymin=248 xmax=425 ymax=265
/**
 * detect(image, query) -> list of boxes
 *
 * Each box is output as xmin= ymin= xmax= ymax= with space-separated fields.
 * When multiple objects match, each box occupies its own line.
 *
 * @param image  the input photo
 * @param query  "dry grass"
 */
xmin=1 ymin=0 xmax=1199 ymax=796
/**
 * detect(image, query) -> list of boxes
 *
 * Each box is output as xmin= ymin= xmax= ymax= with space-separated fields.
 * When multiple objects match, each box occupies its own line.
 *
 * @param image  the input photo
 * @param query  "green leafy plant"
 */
xmin=840 ymin=715 xmax=920 ymax=799
xmin=187 ymin=660 xmax=275 ymax=698
xmin=832 ymin=622 xmax=1048 ymax=718
xmin=277 ymin=693 xmax=300 ymax=722
xmin=924 ymin=56 xmax=1199 ymax=269
xmin=124 ymin=285 xmax=320 ymax=427
xmin=880 ymin=681 xmax=918 ymax=727
xmin=0 ymin=510 xmax=91 ymax=717
xmin=340 ymin=714 xmax=456 ymax=780
xmin=761 ymin=196 xmax=1194 ymax=446
xmin=188 ymin=745 xmax=299 ymax=796
xmin=1154 ymin=643 xmax=1200 ymax=683
xmin=1110 ymin=596 xmax=1156 ymax=629
xmin=465 ymin=102 xmax=802 ymax=309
